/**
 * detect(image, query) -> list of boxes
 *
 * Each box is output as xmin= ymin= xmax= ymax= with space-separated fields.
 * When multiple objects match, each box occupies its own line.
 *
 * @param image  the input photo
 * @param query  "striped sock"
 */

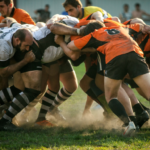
xmin=0 ymin=86 xmax=21 ymax=105
xmin=2 ymin=88 xmax=40 ymax=122
xmin=50 ymin=87 xmax=72 ymax=111
xmin=37 ymin=89 xmax=57 ymax=122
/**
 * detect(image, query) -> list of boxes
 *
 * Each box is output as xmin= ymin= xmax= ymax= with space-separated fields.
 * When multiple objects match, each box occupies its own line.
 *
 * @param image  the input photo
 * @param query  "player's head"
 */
xmin=13 ymin=29 xmax=33 ymax=52
xmin=0 ymin=0 xmax=13 ymax=17
xmin=63 ymin=0 xmax=82 ymax=18
xmin=81 ymin=20 xmax=105 ymax=35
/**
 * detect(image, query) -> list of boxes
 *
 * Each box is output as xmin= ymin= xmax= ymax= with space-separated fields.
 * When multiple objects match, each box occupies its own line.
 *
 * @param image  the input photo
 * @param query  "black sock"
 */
xmin=129 ymin=116 xmax=137 ymax=126
xmin=139 ymin=102 xmax=149 ymax=110
xmin=133 ymin=103 xmax=144 ymax=115
xmin=108 ymin=99 xmax=130 ymax=125
xmin=86 ymin=89 xmax=97 ymax=100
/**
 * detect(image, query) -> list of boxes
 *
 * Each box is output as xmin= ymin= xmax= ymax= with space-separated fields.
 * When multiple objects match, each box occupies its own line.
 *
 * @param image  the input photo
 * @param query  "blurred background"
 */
xmin=12 ymin=0 xmax=150 ymax=24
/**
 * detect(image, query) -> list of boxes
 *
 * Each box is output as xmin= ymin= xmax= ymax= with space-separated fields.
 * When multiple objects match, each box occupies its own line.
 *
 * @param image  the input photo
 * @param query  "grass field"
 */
xmin=0 ymin=64 xmax=150 ymax=150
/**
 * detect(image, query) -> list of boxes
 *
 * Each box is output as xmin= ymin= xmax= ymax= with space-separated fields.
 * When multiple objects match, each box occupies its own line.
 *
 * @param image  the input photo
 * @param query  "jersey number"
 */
xmin=105 ymin=29 xmax=120 ymax=35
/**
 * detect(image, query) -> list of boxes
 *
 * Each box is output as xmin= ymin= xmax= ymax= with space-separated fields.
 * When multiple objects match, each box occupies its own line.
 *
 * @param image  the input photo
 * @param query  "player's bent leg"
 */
xmin=0 ymin=77 xmax=9 ymax=90
xmin=13 ymin=71 xmax=25 ymax=91
xmin=133 ymin=73 xmax=150 ymax=101
xmin=36 ymin=63 xmax=60 ymax=123
xmin=0 ymin=88 xmax=41 ymax=131
xmin=48 ymin=60 xmax=77 ymax=121
xmin=80 ymin=74 xmax=94 ymax=116
xmin=105 ymin=77 xmax=132 ymax=127
xmin=118 ymin=85 xmax=134 ymax=116
xmin=0 ymin=85 xmax=21 ymax=106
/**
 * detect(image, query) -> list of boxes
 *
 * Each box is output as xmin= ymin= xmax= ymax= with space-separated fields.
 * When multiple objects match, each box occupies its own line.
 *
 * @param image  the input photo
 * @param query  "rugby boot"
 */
xmin=36 ymin=120 xmax=54 ymax=127
xmin=48 ymin=107 xmax=66 ymax=122
xmin=136 ymin=110 xmax=149 ymax=129
xmin=0 ymin=118 xmax=19 ymax=131
xmin=123 ymin=121 xmax=136 ymax=136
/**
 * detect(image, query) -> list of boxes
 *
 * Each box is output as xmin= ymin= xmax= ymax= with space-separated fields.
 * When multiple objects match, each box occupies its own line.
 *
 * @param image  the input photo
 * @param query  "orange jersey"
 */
xmin=123 ymin=20 xmax=132 ymax=25
xmin=74 ymin=24 xmax=143 ymax=64
xmin=0 ymin=7 xmax=35 ymax=25
xmin=71 ymin=16 xmax=125 ymax=41
xmin=136 ymin=33 xmax=150 ymax=58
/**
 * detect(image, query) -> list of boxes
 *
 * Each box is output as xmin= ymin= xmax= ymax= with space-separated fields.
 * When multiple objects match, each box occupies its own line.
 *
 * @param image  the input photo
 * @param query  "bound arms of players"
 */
xmin=0 ymin=51 xmax=35 ymax=78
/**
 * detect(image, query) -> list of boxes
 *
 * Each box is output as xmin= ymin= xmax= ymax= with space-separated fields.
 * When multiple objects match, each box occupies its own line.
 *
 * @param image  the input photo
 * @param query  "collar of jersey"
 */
xmin=10 ymin=7 xmax=15 ymax=17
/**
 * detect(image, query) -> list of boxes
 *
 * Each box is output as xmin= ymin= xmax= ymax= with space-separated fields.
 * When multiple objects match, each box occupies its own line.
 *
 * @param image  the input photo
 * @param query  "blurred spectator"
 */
xmin=119 ymin=4 xmax=131 ymax=22
xmin=86 ymin=0 xmax=92 ymax=6
xmin=132 ymin=3 xmax=150 ymax=19
xmin=34 ymin=4 xmax=50 ymax=22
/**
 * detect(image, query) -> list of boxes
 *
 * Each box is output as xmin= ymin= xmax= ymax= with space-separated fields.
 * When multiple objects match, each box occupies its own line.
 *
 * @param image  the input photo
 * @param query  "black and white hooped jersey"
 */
xmin=32 ymin=15 xmax=79 ymax=63
xmin=0 ymin=23 xmax=39 ymax=67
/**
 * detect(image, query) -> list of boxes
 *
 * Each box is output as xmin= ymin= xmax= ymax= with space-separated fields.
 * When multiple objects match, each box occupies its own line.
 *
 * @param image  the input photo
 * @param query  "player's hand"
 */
xmin=46 ymin=23 xmax=53 ymax=29
xmin=55 ymin=35 xmax=64 ymax=45
xmin=142 ymin=25 xmax=150 ymax=34
xmin=1 ymin=17 xmax=17 ymax=27
xmin=24 ymin=51 xmax=35 ymax=63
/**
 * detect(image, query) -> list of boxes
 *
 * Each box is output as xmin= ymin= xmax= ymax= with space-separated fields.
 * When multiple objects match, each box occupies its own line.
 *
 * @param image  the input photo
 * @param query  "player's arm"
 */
xmin=91 ymin=11 xmax=104 ymax=22
xmin=48 ymin=22 xmax=78 ymax=35
xmin=0 ymin=51 xmax=35 ymax=78
xmin=0 ymin=23 xmax=7 ymax=27
xmin=111 ymin=17 xmax=121 ymax=23
xmin=128 ymin=23 xmax=150 ymax=34
xmin=46 ymin=14 xmax=68 ymax=24
xmin=130 ymin=18 xmax=146 ymax=25
xmin=55 ymin=35 xmax=80 ymax=61
xmin=21 ymin=13 xmax=35 ymax=25
xmin=1 ymin=17 xmax=18 ymax=27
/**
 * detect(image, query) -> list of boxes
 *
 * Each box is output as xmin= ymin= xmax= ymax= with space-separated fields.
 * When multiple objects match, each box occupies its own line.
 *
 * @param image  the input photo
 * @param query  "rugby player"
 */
xmin=62 ymin=0 xmax=112 ymax=117
xmin=48 ymin=16 xmax=140 ymax=126
xmin=0 ymin=15 xmax=79 ymax=130
xmin=0 ymin=0 xmax=36 ymax=117
xmin=54 ymin=21 xmax=150 ymax=135
xmin=0 ymin=0 xmax=35 ymax=24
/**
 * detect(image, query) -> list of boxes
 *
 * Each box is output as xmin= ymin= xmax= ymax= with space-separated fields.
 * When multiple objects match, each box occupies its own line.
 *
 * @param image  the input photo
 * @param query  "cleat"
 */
xmin=0 ymin=119 xmax=19 ymax=131
xmin=123 ymin=121 xmax=136 ymax=136
xmin=136 ymin=110 xmax=149 ymax=129
xmin=48 ymin=107 xmax=66 ymax=122
xmin=36 ymin=120 xmax=54 ymax=127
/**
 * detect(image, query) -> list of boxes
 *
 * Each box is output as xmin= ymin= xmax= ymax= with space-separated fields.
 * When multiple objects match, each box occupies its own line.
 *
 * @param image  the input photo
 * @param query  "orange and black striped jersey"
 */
xmin=0 ymin=7 xmax=35 ymax=25
xmin=123 ymin=19 xmax=150 ymax=59
xmin=74 ymin=24 xmax=143 ymax=64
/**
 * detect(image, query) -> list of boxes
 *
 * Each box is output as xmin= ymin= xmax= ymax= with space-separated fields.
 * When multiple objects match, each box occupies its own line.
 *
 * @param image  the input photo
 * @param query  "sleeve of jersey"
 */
xmin=127 ymin=23 xmax=140 ymax=32
xmin=74 ymin=34 xmax=92 ymax=50
xmin=21 ymin=13 xmax=35 ymax=25
xmin=123 ymin=20 xmax=131 ymax=25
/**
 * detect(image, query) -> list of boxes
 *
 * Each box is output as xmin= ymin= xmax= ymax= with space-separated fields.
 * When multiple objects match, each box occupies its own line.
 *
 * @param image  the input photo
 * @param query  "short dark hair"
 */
xmin=63 ymin=0 xmax=82 ymax=8
xmin=45 ymin=4 xmax=49 ymax=7
xmin=83 ymin=20 xmax=105 ymax=35
xmin=0 ymin=0 xmax=13 ymax=6
xmin=13 ymin=29 xmax=27 ymax=42
xmin=135 ymin=3 xmax=140 ymax=7
xmin=124 ymin=4 xmax=129 ymax=7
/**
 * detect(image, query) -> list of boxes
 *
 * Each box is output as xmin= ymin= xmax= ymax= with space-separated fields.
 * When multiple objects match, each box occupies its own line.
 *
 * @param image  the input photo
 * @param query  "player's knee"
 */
xmin=66 ymin=81 xmax=78 ymax=93
xmin=79 ymin=78 xmax=86 ymax=90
